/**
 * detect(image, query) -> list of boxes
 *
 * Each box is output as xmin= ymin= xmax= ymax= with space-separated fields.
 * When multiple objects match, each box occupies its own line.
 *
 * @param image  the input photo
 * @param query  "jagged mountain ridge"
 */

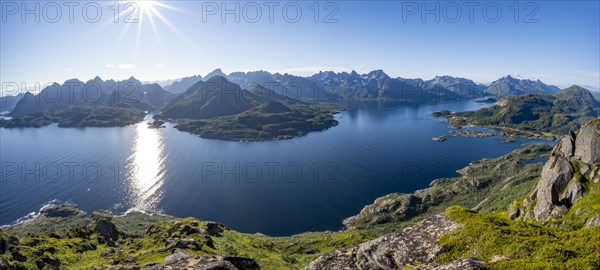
xmin=164 ymin=69 xmax=561 ymax=102
xmin=484 ymin=75 xmax=561 ymax=96
xmin=9 ymin=76 xmax=174 ymax=117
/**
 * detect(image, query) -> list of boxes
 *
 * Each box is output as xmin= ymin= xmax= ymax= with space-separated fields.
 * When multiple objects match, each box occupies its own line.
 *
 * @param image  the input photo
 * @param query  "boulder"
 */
xmin=432 ymin=259 xmax=484 ymax=270
xmin=93 ymin=219 xmax=120 ymax=242
xmin=574 ymin=121 xmax=600 ymax=165
xmin=205 ymin=222 xmax=225 ymax=236
xmin=307 ymin=214 xmax=459 ymax=270
xmin=532 ymin=155 xmax=574 ymax=220
xmin=149 ymin=252 xmax=260 ymax=270
xmin=559 ymin=130 xmax=576 ymax=157
xmin=585 ymin=211 xmax=600 ymax=227
xmin=165 ymin=238 xmax=203 ymax=251
xmin=560 ymin=179 xmax=584 ymax=207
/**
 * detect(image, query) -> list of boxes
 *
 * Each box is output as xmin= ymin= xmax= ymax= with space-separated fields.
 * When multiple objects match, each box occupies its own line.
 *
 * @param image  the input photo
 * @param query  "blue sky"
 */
xmin=1 ymin=0 xmax=599 ymax=92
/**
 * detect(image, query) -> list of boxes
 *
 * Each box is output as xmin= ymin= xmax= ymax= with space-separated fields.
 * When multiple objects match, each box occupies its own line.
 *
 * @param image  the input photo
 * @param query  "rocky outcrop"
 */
xmin=92 ymin=219 xmax=120 ymax=243
xmin=585 ymin=211 xmax=600 ymax=227
xmin=307 ymin=214 xmax=460 ymax=270
xmin=574 ymin=120 xmax=600 ymax=164
xmin=40 ymin=204 xmax=83 ymax=218
xmin=532 ymin=155 xmax=575 ymax=220
xmin=149 ymin=252 xmax=260 ymax=270
xmin=518 ymin=119 xmax=600 ymax=221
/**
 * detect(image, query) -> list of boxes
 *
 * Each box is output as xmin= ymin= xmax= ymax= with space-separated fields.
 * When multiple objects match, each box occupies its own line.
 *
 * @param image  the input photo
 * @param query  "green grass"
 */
xmin=439 ymin=206 xmax=600 ymax=269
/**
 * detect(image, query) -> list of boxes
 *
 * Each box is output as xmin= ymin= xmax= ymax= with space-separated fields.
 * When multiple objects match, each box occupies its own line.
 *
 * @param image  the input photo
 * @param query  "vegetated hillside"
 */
xmin=1 ymin=77 xmax=174 ymax=128
xmin=157 ymin=76 xmax=339 ymax=141
xmin=435 ymin=85 xmax=600 ymax=139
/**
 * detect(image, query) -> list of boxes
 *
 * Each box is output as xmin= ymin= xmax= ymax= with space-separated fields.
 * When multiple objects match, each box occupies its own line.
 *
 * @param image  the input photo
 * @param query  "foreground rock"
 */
xmin=519 ymin=119 xmax=600 ymax=221
xmin=149 ymin=252 xmax=260 ymax=270
xmin=307 ymin=214 xmax=462 ymax=270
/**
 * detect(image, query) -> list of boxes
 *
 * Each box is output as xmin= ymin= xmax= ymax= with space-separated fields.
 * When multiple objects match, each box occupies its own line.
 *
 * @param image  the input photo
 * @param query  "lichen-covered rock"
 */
xmin=342 ymin=193 xmax=426 ymax=229
xmin=585 ymin=211 xmax=600 ymax=227
xmin=149 ymin=252 xmax=260 ymax=270
xmin=574 ymin=121 xmax=600 ymax=165
xmin=514 ymin=118 xmax=599 ymax=221
xmin=559 ymin=130 xmax=576 ymax=157
xmin=431 ymin=258 xmax=484 ymax=270
xmin=532 ymin=155 xmax=574 ymax=220
xmin=307 ymin=214 xmax=459 ymax=270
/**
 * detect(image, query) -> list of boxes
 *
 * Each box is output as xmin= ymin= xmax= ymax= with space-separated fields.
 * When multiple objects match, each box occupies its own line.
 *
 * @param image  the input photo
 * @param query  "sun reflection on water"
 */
xmin=126 ymin=120 xmax=166 ymax=212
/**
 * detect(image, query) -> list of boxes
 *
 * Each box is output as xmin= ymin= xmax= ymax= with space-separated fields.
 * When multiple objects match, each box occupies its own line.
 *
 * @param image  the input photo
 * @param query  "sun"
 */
xmin=113 ymin=0 xmax=184 ymax=58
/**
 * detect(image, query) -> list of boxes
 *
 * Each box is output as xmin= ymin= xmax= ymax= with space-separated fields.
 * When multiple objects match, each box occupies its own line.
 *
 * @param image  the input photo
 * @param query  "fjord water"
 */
xmin=0 ymin=101 xmax=548 ymax=235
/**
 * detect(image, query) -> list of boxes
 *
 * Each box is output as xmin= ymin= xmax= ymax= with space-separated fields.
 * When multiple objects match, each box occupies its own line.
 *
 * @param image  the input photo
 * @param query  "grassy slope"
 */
xmin=0 ymin=106 xmax=145 ymax=128
xmin=0 ymin=213 xmax=380 ymax=269
xmin=439 ymin=206 xmax=600 ymax=269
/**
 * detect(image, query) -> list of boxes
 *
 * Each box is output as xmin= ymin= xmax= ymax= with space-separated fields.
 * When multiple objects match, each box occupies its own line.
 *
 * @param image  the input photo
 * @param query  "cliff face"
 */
xmin=515 ymin=119 xmax=600 ymax=221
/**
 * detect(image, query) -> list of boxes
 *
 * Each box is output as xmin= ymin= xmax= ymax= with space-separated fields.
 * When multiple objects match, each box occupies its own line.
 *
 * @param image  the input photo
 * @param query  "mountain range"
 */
xmin=9 ymin=77 xmax=173 ymax=117
xmin=158 ymin=69 xmax=563 ymax=102
xmin=1 ymin=69 xmax=592 ymax=132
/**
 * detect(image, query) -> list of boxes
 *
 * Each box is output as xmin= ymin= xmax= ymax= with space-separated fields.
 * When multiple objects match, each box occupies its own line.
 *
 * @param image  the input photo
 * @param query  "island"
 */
xmin=432 ymin=85 xmax=600 ymax=140
xmin=0 ymin=77 xmax=173 ymax=128
xmin=154 ymin=76 xmax=339 ymax=141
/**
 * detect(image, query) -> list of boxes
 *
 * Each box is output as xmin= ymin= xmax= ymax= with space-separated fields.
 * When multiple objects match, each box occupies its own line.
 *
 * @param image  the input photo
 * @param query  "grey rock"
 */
xmin=580 ymin=163 xmax=591 ymax=176
xmin=508 ymin=204 xmax=520 ymax=220
xmin=165 ymin=238 xmax=203 ymax=251
xmin=574 ymin=121 xmax=600 ymax=165
xmin=432 ymin=258 xmax=484 ymax=270
xmin=550 ymin=205 xmax=568 ymax=219
xmin=93 ymin=219 xmax=120 ymax=241
xmin=559 ymin=130 xmax=576 ymax=157
xmin=205 ymin=222 xmax=225 ymax=236
xmin=307 ymin=214 xmax=459 ymax=270
xmin=585 ymin=211 xmax=600 ymax=227
xmin=533 ymin=155 xmax=574 ymax=220
xmin=560 ymin=179 xmax=584 ymax=207
xmin=149 ymin=252 xmax=260 ymax=270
